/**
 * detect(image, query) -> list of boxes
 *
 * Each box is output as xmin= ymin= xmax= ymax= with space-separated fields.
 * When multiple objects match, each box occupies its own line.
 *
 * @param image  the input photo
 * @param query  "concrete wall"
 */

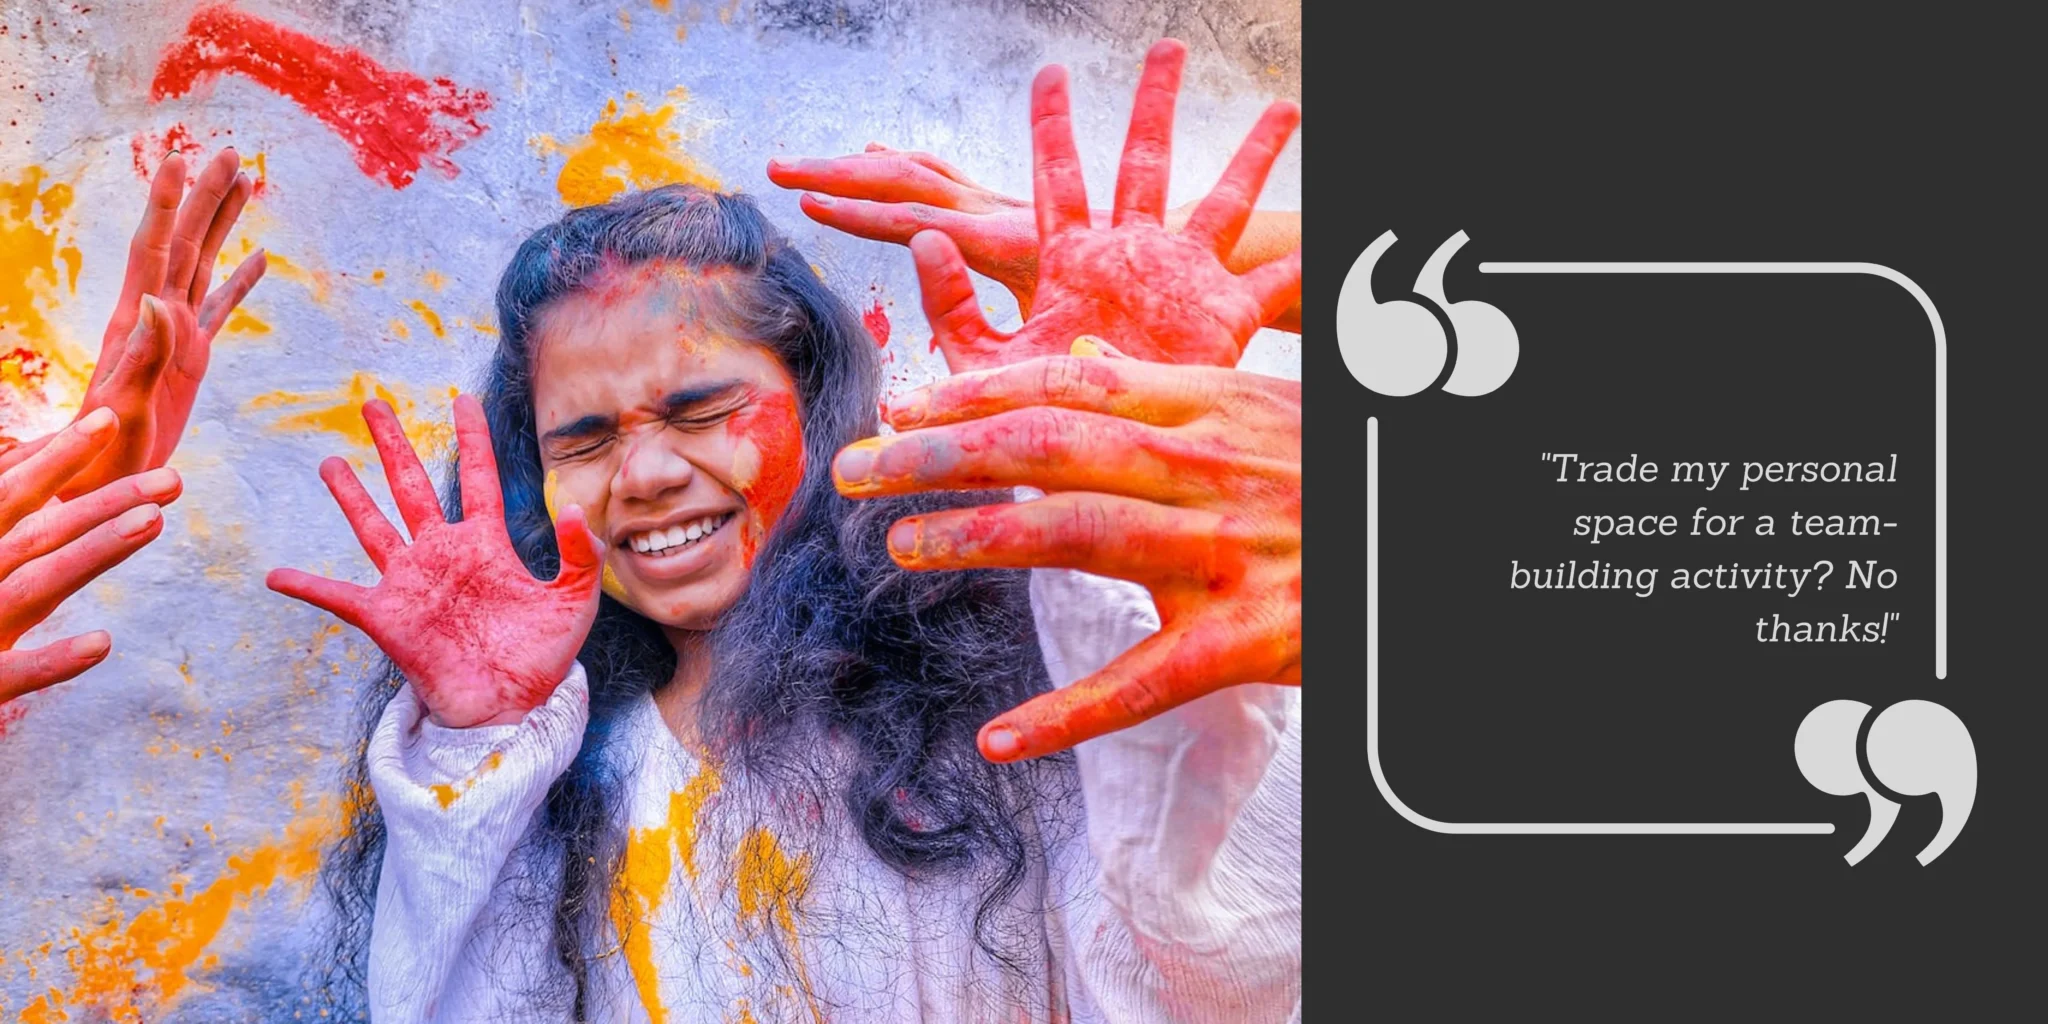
xmin=0 ymin=2 xmax=1298 ymax=1019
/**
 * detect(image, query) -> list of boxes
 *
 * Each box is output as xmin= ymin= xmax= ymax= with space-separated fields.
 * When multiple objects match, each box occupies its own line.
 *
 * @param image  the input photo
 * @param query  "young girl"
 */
xmin=274 ymin=42 xmax=1302 ymax=1023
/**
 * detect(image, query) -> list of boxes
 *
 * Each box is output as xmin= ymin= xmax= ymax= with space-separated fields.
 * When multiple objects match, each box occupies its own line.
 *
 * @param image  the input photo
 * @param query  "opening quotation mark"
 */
xmin=1337 ymin=230 xmax=1520 ymax=397
xmin=1795 ymin=699 xmax=1976 ymax=865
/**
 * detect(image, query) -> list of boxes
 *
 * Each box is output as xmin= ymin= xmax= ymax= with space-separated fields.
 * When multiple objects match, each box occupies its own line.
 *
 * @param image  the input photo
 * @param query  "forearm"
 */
xmin=1032 ymin=568 xmax=1301 ymax=1020
xmin=367 ymin=664 xmax=591 ymax=1021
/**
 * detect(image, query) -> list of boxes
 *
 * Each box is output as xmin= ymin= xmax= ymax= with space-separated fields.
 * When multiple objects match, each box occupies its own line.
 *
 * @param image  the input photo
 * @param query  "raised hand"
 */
xmin=3 ymin=408 xmax=183 ymax=703
xmin=834 ymin=341 xmax=1300 ymax=762
xmin=768 ymin=144 xmax=1045 ymax=314
xmin=910 ymin=38 xmax=1301 ymax=372
xmin=27 ymin=147 xmax=267 ymax=498
xmin=265 ymin=396 xmax=604 ymax=729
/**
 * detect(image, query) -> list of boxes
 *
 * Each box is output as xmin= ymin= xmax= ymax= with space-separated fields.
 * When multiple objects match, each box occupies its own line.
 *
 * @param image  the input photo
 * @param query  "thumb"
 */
xmin=550 ymin=502 xmax=604 ymax=593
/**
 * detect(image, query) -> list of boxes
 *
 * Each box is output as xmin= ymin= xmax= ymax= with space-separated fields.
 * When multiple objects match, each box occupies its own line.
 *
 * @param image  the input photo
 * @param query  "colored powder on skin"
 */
xmin=19 ymin=802 xmax=338 ymax=1023
xmin=861 ymin=300 xmax=891 ymax=349
xmin=530 ymin=88 xmax=720 ymax=208
xmin=244 ymin=372 xmax=455 ymax=461
xmin=724 ymin=391 xmax=804 ymax=568
xmin=150 ymin=5 xmax=493 ymax=189
xmin=543 ymin=468 xmax=627 ymax=599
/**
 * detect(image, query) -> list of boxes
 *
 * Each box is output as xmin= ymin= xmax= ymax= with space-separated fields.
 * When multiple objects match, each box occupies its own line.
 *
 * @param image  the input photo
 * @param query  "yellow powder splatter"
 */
xmin=407 ymin=299 xmax=448 ymax=339
xmin=221 ymin=238 xmax=329 ymax=304
xmin=531 ymin=88 xmax=720 ymax=208
xmin=604 ymin=763 xmax=722 ymax=1024
xmin=734 ymin=828 xmax=824 ymax=1022
xmin=23 ymin=801 xmax=338 ymax=1022
xmin=652 ymin=0 xmax=673 ymax=11
xmin=371 ymin=269 xmax=387 ymax=284
xmin=472 ymin=320 xmax=500 ymax=336
xmin=429 ymin=750 xmax=505 ymax=809
xmin=388 ymin=317 xmax=412 ymax=340
xmin=222 ymin=307 xmax=271 ymax=336
xmin=244 ymin=372 xmax=456 ymax=463
xmin=420 ymin=270 xmax=447 ymax=292
xmin=2 ymin=166 xmax=93 ymax=433
xmin=610 ymin=820 xmax=677 ymax=1024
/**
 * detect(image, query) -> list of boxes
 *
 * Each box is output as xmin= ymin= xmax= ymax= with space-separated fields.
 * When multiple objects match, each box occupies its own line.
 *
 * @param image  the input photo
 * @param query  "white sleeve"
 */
xmin=366 ymin=662 xmax=592 ymax=1023
xmin=1032 ymin=568 xmax=1301 ymax=1024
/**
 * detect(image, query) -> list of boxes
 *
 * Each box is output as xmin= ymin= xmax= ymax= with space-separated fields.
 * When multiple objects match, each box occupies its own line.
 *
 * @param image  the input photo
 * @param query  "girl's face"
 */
xmin=529 ymin=266 xmax=805 ymax=632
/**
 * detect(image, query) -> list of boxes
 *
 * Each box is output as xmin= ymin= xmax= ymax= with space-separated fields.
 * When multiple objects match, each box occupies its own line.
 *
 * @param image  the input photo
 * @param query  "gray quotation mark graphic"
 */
xmin=1337 ymin=230 xmax=1520 ymax=397
xmin=1795 ymin=699 xmax=1976 ymax=865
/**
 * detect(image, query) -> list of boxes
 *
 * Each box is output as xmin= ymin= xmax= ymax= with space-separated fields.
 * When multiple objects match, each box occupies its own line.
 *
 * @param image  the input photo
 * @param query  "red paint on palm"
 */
xmin=150 ymin=5 xmax=491 ymax=189
xmin=266 ymin=397 xmax=602 ymax=728
xmin=909 ymin=40 xmax=1301 ymax=374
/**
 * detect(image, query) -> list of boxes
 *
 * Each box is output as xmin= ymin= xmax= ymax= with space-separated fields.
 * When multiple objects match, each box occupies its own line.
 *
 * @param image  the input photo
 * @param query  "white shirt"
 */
xmin=366 ymin=569 xmax=1301 ymax=1022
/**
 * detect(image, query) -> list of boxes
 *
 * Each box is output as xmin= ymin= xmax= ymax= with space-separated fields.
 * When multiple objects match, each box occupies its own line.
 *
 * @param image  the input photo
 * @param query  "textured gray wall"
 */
xmin=0 ymin=1 xmax=1299 ymax=1019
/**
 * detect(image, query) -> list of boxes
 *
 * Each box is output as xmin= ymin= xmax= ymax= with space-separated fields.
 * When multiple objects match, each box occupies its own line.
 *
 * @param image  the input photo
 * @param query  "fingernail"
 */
xmin=982 ymin=726 xmax=1022 ymax=761
xmin=887 ymin=389 xmax=928 ymax=427
xmin=79 ymin=406 xmax=117 ymax=436
xmin=115 ymin=504 xmax=161 ymax=538
xmin=806 ymin=192 xmax=834 ymax=206
xmin=135 ymin=467 xmax=181 ymax=500
xmin=70 ymin=631 xmax=112 ymax=661
xmin=887 ymin=519 xmax=920 ymax=559
xmin=834 ymin=438 xmax=882 ymax=484
xmin=1070 ymin=335 xmax=1104 ymax=358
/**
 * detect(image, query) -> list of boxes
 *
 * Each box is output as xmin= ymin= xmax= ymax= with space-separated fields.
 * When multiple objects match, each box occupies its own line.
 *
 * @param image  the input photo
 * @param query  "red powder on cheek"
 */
xmin=862 ymin=300 xmax=891 ymax=349
xmin=726 ymin=391 xmax=804 ymax=568
xmin=149 ymin=6 xmax=491 ymax=189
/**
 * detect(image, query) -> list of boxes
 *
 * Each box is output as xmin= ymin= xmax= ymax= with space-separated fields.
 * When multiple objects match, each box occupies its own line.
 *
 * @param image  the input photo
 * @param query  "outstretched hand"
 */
xmin=835 ymin=340 xmax=1300 ymax=762
xmin=2 ymin=408 xmax=182 ymax=703
xmin=0 ymin=148 xmax=268 ymax=494
xmin=909 ymin=38 xmax=1300 ymax=371
xmin=266 ymin=396 xmax=605 ymax=729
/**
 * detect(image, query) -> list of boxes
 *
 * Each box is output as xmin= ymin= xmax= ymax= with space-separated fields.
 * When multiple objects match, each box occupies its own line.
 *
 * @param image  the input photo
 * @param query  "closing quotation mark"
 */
xmin=1337 ymin=230 xmax=1520 ymax=397
xmin=1795 ymin=699 xmax=1976 ymax=865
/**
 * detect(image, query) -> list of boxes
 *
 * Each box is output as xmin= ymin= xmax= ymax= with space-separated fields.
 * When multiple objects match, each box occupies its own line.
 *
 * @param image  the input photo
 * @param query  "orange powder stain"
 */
xmin=604 ymin=762 xmax=721 ymax=1024
xmin=244 ymin=373 xmax=456 ymax=461
xmin=530 ymin=88 xmax=720 ymax=208
xmin=22 ymin=802 xmax=339 ymax=1022
xmin=734 ymin=828 xmax=824 ymax=1022
xmin=407 ymin=299 xmax=448 ymax=338
xmin=222 ymin=307 xmax=272 ymax=337
xmin=1 ymin=167 xmax=91 ymax=431
xmin=388 ymin=318 xmax=412 ymax=340
xmin=222 ymin=239 xmax=329 ymax=303
xmin=429 ymin=750 xmax=504 ymax=809
xmin=420 ymin=269 xmax=447 ymax=292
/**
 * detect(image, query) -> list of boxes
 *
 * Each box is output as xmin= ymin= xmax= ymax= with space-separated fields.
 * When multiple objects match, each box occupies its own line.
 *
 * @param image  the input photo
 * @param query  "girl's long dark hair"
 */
xmin=315 ymin=186 xmax=1071 ymax=1017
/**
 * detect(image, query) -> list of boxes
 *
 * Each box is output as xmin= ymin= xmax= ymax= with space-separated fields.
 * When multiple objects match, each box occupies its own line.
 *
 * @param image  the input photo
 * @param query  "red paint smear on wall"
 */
xmin=0 ymin=700 xmax=28 ymax=740
xmin=149 ymin=5 xmax=491 ymax=189
xmin=130 ymin=123 xmax=204 ymax=182
xmin=861 ymin=300 xmax=891 ymax=350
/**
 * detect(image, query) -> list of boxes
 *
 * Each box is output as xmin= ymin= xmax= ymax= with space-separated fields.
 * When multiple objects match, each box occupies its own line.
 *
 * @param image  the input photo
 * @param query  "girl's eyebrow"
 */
xmin=658 ymin=379 xmax=747 ymax=414
xmin=542 ymin=380 xmax=749 ymax=445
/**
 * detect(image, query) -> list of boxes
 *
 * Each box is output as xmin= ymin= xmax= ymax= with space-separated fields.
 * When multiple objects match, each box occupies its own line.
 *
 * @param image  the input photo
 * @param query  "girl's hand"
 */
xmin=6 ymin=148 xmax=269 ymax=496
xmin=266 ymin=396 xmax=604 ymax=729
xmin=2 ymin=408 xmax=182 ymax=703
xmin=834 ymin=341 xmax=1301 ymax=762
xmin=909 ymin=38 xmax=1301 ymax=372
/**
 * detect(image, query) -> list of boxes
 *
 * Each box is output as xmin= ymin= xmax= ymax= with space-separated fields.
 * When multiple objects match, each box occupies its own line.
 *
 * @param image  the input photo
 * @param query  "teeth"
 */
xmin=625 ymin=513 xmax=732 ymax=556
